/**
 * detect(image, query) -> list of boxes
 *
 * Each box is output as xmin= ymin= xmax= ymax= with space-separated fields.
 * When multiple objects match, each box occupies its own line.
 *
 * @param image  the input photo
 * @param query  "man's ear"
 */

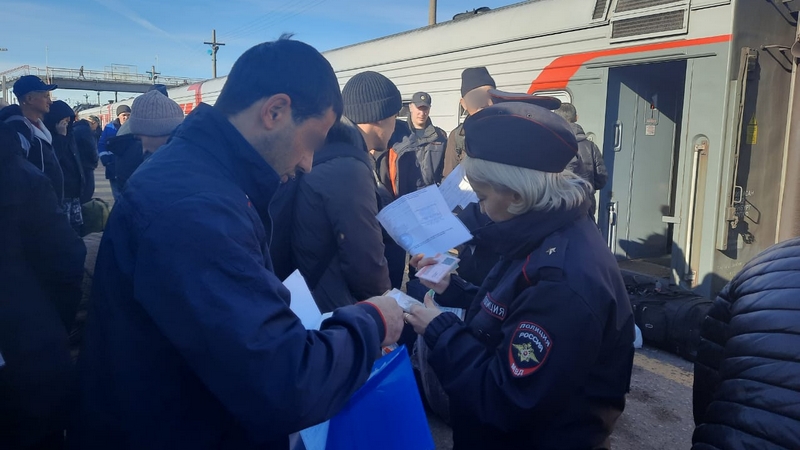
xmin=260 ymin=94 xmax=292 ymax=130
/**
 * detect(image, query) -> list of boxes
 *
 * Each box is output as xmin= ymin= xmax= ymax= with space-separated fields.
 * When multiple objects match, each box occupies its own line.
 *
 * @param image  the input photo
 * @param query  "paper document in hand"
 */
xmin=384 ymin=288 xmax=423 ymax=312
xmin=439 ymin=164 xmax=479 ymax=211
xmin=377 ymin=185 xmax=472 ymax=256
xmin=284 ymin=270 xmax=329 ymax=330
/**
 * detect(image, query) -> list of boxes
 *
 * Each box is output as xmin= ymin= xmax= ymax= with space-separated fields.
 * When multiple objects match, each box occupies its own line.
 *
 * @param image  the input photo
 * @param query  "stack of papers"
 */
xmin=377 ymin=185 xmax=472 ymax=256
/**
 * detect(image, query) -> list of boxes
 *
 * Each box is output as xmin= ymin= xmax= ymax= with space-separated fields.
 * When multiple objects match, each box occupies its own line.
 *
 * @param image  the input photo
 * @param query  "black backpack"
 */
xmin=626 ymin=276 xmax=712 ymax=361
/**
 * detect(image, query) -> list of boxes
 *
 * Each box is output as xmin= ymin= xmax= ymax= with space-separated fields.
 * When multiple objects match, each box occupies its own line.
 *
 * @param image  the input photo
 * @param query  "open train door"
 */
xmin=600 ymin=61 xmax=687 ymax=269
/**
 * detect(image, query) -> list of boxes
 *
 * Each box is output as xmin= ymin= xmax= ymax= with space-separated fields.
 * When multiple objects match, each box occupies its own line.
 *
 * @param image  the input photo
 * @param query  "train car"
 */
xmin=79 ymin=0 xmax=799 ymax=297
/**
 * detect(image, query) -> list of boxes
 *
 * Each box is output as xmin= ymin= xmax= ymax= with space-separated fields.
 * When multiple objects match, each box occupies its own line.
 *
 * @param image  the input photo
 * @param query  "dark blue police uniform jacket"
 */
xmin=71 ymin=104 xmax=386 ymax=449
xmin=425 ymin=204 xmax=635 ymax=449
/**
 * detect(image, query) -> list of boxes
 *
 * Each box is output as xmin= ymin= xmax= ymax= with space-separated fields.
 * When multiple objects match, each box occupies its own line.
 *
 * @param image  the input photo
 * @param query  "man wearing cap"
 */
xmin=108 ymin=90 xmax=185 ymax=190
xmin=442 ymin=67 xmax=496 ymax=178
xmin=98 ymin=104 xmax=131 ymax=201
xmin=386 ymin=91 xmax=448 ymax=195
xmin=0 ymin=75 xmax=65 ymax=203
xmin=288 ymin=71 xmax=397 ymax=312
xmin=405 ymin=97 xmax=634 ymax=449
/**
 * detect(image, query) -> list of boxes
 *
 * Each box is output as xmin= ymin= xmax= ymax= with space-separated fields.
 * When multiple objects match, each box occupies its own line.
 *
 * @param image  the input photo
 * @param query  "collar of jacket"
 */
xmin=172 ymin=103 xmax=281 ymax=222
xmin=407 ymin=116 xmax=439 ymax=140
xmin=313 ymin=116 xmax=372 ymax=171
xmin=474 ymin=202 xmax=587 ymax=259
xmin=571 ymin=122 xmax=588 ymax=142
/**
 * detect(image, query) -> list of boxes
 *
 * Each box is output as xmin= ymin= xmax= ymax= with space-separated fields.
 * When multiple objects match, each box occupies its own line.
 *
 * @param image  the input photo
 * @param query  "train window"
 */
xmin=532 ymin=90 xmax=573 ymax=104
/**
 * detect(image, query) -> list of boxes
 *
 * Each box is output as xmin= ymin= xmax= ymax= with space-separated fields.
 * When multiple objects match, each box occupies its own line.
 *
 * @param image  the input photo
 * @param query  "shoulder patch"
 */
xmin=508 ymin=322 xmax=552 ymax=377
xmin=480 ymin=293 xmax=507 ymax=320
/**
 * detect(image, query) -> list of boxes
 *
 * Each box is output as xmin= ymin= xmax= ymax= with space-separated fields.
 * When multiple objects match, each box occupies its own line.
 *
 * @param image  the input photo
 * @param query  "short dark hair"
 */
xmin=215 ymin=36 xmax=343 ymax=122
xmin=554 ymin=103 xmax=577 ymax=123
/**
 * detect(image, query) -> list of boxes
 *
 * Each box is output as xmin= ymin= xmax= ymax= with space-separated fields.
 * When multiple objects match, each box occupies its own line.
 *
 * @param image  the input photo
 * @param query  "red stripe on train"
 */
xmin=527 ymin=34 xmax=732 ymax=93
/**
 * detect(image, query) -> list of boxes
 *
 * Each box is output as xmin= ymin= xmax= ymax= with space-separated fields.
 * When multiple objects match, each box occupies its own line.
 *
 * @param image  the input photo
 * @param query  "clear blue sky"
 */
xmin=1 ymin=0 xmax=518 ymax=106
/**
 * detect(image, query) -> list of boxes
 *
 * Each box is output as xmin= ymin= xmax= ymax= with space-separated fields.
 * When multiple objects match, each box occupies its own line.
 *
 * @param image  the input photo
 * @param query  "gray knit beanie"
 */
xmin=342 ymin=71 xmax=401 ymax=124
xmin=128 ymin=90 xmax=184 ymax=137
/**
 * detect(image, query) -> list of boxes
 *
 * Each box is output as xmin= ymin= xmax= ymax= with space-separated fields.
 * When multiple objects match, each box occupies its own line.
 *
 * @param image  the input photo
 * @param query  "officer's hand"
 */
xmin=363 ymin=296 xmax=404 ymax=346
xmin=405 ymin=292 xmax=442 ymax=335
xmin=411 ymin=253 xmax=451 ymax=294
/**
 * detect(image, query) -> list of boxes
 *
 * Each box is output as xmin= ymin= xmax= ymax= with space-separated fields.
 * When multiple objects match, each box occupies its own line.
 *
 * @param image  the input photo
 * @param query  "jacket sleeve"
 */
xmin=692 ymin=286 xmax=732 ymax=425
xmin=98 ymin=124 xmax=114 ymax=164
xmin=75 ymin=127 xmax=99 ymax=169
xmin=442 ymin=127 xmax=461 ymax=179
xmin=591 ymin=141 xmax=608 ymax=190
xmin=424 ymin=280 xmax=603 ymax=431
xmin=21 ymin=173 xmax=86 ymax=330
xmin=304 ymin=158 xmax=391 ymax=300
xmin=133 ymin=194 xmax=385 ymax=442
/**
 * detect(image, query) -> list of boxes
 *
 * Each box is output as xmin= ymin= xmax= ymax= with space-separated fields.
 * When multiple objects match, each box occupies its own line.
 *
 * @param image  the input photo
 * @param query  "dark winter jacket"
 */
xmin=692 ymin=237 xmax=800 ymax=450
xmin=424 ymin=205 xmax=634 ymax=449
xmin=71 ymin=103 xmax=388 ymax=450
xmin=565 ymin=123 xmax=608 ymax=216
xmin=97 ymin=119 xmax=120 ymax=180
xmin=73 ymin=119 xmax=99 ymax=203
xmin=291 ymin=118 xmax=391 ymax=313
xmin=45 ymin=102 xmax=85 ymax=200
xmin=0 ymin=121 xmax=86 ymax=448
xmin=388 ymin=117 xmax=447 ymax=193
xmin=454 ymin=202 xmax=502 ymax=286
xmin=0 ymin=104 xmax=64 ymax=203
xmin=107 ymin=133 xmax=143 ymax=189
xmin=443 ymin=122 xmax=466 ymax=179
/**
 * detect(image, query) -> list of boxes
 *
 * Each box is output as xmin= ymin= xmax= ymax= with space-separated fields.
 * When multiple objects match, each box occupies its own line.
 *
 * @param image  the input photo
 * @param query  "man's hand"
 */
xmin=362 ymin=296 xmax=404 ymax=346
xmin=405 ymin=292 xmax=443 ymax=335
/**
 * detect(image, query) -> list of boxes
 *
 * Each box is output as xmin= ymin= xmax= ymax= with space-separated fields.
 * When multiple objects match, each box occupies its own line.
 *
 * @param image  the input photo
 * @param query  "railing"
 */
xmin=0 ymin=65 xmax=203 ymax=87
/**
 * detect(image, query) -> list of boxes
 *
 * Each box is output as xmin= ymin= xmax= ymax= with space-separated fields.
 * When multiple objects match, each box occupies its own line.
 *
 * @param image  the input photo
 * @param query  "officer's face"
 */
xmin=469 ymin=179 xmax=518 ymax=222
xmin=409 ymin=103 xmax=430 ymax=129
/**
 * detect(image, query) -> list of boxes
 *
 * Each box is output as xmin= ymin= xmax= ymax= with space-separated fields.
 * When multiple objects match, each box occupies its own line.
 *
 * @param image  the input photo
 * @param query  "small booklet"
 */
xmin=384 ymin=288 xmax=423 ymax=312
xmin=416 ymin=254 xmax=460 ymax=284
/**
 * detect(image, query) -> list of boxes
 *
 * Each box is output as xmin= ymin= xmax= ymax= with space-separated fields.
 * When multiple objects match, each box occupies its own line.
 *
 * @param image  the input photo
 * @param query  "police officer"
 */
xmin=405 ymin=96 xmax=635 ymax=449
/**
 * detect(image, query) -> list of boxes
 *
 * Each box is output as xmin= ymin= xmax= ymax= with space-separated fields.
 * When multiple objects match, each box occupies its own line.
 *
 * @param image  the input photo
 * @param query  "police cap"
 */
xmin=464 ymin=99 xmax=578 ymax=173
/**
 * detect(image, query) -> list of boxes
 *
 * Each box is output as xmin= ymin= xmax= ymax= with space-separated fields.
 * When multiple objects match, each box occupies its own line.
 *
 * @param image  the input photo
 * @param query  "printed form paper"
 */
xmin=285 ymin=270 xmax=331 ymax=330
xmin=377 ymin=185 xmax=473 ymax=256
xmin=439 ymin=164 xmax=479 ymax=211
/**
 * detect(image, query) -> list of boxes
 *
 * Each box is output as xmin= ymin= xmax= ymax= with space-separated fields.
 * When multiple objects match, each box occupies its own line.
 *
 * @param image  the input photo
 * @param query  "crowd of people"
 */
xmin=1 ymin=36 xmax=798 ymax=450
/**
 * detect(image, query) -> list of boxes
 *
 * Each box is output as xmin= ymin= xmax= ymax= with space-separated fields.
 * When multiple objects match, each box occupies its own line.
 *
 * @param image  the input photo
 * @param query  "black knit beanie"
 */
xmin=461 ymin=67 xmax=496 ymax=97
xmin=116 ymin=104 xmax=131 ymax=116
xmin=342 ymin=71 xmax=401 ymax=124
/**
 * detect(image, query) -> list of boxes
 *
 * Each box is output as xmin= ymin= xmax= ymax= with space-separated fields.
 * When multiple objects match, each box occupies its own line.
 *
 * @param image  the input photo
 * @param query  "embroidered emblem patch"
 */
xmin=508 ymin=322 xmax=552 ymax=377
xmin=481 ymin=294 xmax=507 ymax=320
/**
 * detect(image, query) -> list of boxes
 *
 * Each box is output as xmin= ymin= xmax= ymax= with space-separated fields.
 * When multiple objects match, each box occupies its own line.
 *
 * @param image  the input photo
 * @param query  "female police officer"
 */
xmin=405 ymin=95 xmax=635 ymax=449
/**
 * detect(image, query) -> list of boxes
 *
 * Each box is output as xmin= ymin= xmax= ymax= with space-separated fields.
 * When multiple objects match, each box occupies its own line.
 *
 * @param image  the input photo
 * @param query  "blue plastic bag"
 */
xmin=325 ymin=347 xmax=434 ymax=450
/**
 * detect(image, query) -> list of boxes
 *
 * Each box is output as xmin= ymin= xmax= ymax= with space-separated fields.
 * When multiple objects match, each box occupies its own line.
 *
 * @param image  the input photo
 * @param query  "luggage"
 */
xmin=627 ymin=279 xmax=712 ymax=361
xmin=80 ymin=198 xmax=110 ymax=236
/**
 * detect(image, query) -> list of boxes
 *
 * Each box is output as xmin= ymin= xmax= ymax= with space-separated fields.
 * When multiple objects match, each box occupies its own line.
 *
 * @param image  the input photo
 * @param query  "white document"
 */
xmin=384 ymin=288 xmax=423 ymax=312
xmin=300 ymin=420 xmax=329 ymax=450
xmin=377 ymin=185 xmax=473 ymax=256
xmin=285 ymin=270 xmax=328 ymax=330
xmin=438 ymin=164 xmax=479 ymax=211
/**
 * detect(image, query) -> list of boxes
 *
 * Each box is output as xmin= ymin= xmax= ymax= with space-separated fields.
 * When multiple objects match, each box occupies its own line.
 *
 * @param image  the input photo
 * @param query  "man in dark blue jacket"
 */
xmin=71 ymin=38 xmax=404 ymax=449
xmin=97 ymin=104 xmax=130 ymax=201
xmin=0 ymin=121 xmax=86 ymax=449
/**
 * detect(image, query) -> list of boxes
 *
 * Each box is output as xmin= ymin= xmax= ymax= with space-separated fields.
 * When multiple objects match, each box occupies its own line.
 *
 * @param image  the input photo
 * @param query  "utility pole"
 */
xmin=146 ymin=65 xmax=161 ymax=83
xmin=429 ymin=0 xmax=437 ymax=25
xmin=204 ymin=29 xmax=225 ymax=79
xmin=84 ymin=93 xmax=89 ymax=104
xmin=97 ymin=92 xmax=100 ymax=106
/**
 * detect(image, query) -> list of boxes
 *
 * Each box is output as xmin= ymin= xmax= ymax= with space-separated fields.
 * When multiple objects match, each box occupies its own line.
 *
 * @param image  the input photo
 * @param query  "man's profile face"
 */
xmin=26 ymin=91 xmax=53 ymax=115
xmin=269 ymin=107 xmax=337 ymax=182
xmin=461 ymin=85 xmax=493 ymax=115
xmin=118 ymin=112 xmax=131 ymax=124
xmin=409 ymin=103 xmax=430 ymax=129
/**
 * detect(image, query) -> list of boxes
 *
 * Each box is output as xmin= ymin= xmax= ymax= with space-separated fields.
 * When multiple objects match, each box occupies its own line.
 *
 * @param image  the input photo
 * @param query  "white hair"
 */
xmin=461 ymin=156 xmax=590 ymax=215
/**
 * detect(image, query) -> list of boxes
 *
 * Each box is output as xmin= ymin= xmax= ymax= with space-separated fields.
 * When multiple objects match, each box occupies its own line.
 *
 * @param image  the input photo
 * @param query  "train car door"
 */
xmin=600 ymin=61 xmax=686 ymax=264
